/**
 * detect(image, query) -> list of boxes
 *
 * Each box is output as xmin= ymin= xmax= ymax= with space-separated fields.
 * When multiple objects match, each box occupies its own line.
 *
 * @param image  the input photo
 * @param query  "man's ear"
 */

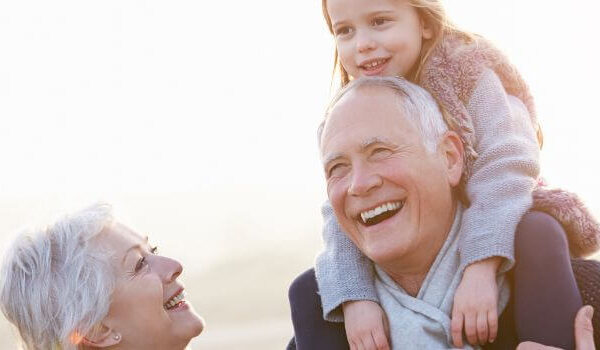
xmin=81 ymin=324 xmax=122 ymax=348
xmin=439 ymin=131 xmax=464 ymax=187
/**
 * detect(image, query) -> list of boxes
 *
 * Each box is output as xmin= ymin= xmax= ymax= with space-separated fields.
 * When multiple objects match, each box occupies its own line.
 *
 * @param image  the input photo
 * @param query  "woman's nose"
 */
xmin=153 ymin=255 xmax=183 ymax=283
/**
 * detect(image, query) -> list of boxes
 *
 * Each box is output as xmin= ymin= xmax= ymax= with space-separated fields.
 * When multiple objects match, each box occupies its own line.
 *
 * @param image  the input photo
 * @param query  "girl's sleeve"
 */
xmin=459 ymin=69 xmax=540 ymax=272
xmin=314 ymin=200 xmax=379 ymax=322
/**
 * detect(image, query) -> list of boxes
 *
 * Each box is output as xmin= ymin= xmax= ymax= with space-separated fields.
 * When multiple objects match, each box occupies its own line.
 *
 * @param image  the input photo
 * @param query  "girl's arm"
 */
xmin=452 ymin=68 xmax=540 ymax=346
xmin=315 ymin=202 xmax=390 ymax=349
xmin=459 ymin=68 xmax=540 ymax=272
xmin=314 ymin=201 xmax=379 ymax=322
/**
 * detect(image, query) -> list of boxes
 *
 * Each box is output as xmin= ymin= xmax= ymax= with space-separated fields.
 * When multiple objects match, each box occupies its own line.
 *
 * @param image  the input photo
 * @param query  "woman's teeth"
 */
xmin=164 ymin=291 xmax=186 ymax=310
xmin=360 ymin=201 xmax=404 ymax=225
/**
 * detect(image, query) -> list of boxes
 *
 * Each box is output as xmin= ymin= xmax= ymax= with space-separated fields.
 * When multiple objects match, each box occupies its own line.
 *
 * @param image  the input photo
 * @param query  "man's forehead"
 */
xmin=321 ymin=88 xmax=411 ymax=148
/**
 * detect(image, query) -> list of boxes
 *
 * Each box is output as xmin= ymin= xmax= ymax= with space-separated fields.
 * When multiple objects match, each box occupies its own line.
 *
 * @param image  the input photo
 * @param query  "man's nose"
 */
xmin=153 ymin=255 xmax=183 ymax=283
xmin=356 ymin=29 xmax=376 ymax=53
xmin=348 ymin=165 xmax=382 ymax=196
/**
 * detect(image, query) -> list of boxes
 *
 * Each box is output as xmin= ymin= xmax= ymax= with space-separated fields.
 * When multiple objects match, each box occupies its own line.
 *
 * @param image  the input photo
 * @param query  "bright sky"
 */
xmin=1 ymin=0 xmax=599 ymax=212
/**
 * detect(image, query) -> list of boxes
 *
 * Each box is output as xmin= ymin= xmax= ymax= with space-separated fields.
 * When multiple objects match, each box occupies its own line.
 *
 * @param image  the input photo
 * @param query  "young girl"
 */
xmin=289 ymin=0 xmax=600 ymax=349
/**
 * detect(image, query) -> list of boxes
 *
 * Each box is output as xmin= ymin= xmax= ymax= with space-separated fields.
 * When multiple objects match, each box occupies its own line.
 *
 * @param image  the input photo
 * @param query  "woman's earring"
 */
xmin=113 ymin=334 xmax=121 ymax=341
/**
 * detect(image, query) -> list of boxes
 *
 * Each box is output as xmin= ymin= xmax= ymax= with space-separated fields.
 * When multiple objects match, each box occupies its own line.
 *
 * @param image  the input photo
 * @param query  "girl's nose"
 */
xmin=356 ymin=31 xmax=376 ymax=53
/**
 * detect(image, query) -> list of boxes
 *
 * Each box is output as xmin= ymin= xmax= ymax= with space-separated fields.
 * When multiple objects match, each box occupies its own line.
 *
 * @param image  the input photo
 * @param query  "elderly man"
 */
xmin=318 ymin=76 xmax=505 ymax=349
xmin=288 ymin=76 xmax=598 ymax=350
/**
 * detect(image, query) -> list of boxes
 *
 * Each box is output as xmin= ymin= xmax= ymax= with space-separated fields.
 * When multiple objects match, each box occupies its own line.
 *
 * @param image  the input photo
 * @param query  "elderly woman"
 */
xmin=0 ymin=203 xmax=204 ymax=349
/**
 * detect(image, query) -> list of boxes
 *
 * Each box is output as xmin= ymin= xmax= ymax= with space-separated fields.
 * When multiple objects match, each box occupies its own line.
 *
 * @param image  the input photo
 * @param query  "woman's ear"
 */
xmin=438 ymin=131 xmax=464 ymax=187
xmin=81 ymin=324 xmax=122 ymax=348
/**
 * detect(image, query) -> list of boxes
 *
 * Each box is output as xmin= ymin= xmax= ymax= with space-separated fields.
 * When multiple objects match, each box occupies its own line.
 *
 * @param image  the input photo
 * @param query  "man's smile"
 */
xmin=358 ymin=200 xmax=404 ymax=226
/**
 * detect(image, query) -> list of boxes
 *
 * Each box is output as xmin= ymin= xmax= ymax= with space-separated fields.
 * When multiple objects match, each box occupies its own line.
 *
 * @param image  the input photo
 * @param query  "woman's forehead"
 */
xmin=99 ymin=222 xmax=147 ymax=248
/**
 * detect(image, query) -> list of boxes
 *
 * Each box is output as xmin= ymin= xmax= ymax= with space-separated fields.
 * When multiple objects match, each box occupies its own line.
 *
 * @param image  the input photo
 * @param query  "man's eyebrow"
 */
xmin=360 ymin=136 xmax=397 ymax=150
xmin=323 ymin=153 xmax=344 ymax=167
xmin=122 ymin=235 xmax=149 ymax=264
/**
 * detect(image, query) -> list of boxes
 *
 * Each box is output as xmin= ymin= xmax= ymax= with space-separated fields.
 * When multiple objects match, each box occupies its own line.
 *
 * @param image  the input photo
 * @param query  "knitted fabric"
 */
xmin=287 ymin=259 xmax=600 ymax=349
xmin=419 ymin=33 xmax=600 ymax=257
xmin=572 ymin=258 xmax=600 ymax=346
xmin=418 ymin=33 xmax=542 ymax=179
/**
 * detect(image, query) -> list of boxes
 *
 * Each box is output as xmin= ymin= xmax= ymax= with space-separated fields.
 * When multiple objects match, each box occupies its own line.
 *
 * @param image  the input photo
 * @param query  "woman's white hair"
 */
xmin=0 ymin=203 xmax=116 ymax=350
xmin=319 ymin=76 xmax=449 ymax=153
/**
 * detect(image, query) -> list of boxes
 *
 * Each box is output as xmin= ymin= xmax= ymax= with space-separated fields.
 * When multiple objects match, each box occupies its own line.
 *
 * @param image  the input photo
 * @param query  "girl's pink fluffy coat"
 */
xmin=419 ymin=33 xmax=599 ymax=257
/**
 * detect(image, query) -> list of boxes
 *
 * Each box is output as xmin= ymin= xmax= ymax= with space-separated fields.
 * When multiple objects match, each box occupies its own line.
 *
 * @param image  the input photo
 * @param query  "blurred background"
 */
xmin=1 ymin=0 xmax=599 ymax=348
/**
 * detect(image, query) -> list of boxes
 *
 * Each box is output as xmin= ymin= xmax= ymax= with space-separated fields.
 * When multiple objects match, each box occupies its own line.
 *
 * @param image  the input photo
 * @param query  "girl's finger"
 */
xmin=476 ymin=311 xmax=489 ymax=345
xmin=451 ymin=311 xmax=464 ymax=348
xmin=488 ymin=308 xmax=498 ymax=343
xmin=356 ymin=338 xmax=366 ymax=350
xmin=464 ymin=313 xmax=478 ymax=345
xmin=372 ymin=329 xmax=390 ymax=350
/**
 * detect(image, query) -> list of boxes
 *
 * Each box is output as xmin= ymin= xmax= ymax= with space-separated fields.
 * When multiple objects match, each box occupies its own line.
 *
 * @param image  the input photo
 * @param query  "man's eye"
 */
xmin=372 ymin=148 xmax=392 ymax=158
xmin=328 ymin=163 xmax=348 ymax=177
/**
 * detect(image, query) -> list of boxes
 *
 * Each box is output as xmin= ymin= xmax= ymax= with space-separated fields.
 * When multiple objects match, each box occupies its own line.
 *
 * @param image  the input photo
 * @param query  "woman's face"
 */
xmin=97 ymin=223 xmax=204 ymax=349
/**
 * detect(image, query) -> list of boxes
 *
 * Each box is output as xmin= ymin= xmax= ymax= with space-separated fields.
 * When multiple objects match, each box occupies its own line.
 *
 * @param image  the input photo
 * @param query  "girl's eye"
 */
xmin=334 ymin=26 xmax=353 ymax=36
xmin=372 ymin=17 xmax=388 ymax=26
xmin=150 ymin=246 xmax=158 ymax=255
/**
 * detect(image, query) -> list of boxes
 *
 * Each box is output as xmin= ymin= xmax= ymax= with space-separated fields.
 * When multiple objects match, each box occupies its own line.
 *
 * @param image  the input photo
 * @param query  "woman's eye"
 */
xmin=135 ymin=257 xmax=148 ymax=273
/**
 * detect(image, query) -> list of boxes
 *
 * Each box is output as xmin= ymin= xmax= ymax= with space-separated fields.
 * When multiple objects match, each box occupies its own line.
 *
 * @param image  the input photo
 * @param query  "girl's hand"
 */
xmin=451 ymin=257 xmax=501 ymax=347
xmin=343 ymin=300 xmax=390 ymax=350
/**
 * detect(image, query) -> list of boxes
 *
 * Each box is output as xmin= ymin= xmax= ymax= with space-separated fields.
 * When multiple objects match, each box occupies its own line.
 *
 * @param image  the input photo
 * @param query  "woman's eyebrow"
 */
xmin=121 ymin=236 xmax=149 ymax=264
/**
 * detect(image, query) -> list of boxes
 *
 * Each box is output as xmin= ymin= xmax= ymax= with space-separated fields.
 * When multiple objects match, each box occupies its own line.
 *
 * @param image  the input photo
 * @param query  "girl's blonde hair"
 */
xmin=322 ymin=0 xmax=472 ymax=86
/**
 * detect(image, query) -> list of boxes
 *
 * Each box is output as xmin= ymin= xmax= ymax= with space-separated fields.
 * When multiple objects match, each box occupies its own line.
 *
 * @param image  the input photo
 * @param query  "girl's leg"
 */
xmin=513 ymin=211 xmax=583 ymax=350
xmin=288 ymin=268 xmax=349 ymax=350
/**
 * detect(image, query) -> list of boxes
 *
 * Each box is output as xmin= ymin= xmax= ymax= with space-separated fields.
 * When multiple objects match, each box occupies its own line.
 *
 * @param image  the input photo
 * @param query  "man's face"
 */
xmin=320 ymin=86 xmax=462 ymax=267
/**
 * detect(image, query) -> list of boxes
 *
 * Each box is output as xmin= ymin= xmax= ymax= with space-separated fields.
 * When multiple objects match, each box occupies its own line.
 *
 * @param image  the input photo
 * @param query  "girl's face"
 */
xmin=326 ymin=0 xmax=432 ymax=79
xmin=97 ymin=223 xmax=204 ymax=349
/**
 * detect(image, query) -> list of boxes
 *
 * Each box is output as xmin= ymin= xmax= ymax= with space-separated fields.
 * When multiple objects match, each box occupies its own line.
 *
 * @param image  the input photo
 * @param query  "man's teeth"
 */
xmin=165 ymin=291 xmax=185 ymax=310
xmin=363 ymin=59 xmax=386 ymax=68
xmin=360 ymin=201 xmax=403 ymax=223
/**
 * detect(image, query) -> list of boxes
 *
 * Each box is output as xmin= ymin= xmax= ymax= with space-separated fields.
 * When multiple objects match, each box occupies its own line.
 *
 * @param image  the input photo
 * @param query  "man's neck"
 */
xmin=387 ymin=271 xmax=428 ymax=297
xmin=379 ymin=202 xmax=459 ymax=296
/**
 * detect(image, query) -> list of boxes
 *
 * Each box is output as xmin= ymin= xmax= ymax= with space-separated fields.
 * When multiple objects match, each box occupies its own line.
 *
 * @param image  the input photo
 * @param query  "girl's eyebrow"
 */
xmin=332 ymin=10 xmax=396 ymax=28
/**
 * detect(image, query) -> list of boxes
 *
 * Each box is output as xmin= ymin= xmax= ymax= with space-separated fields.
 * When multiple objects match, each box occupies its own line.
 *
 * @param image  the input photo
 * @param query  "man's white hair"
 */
xmin=319 ymin=76 xmax=448 ymax=153
xmin=0 ymin=203 xmax=115 ymax=350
